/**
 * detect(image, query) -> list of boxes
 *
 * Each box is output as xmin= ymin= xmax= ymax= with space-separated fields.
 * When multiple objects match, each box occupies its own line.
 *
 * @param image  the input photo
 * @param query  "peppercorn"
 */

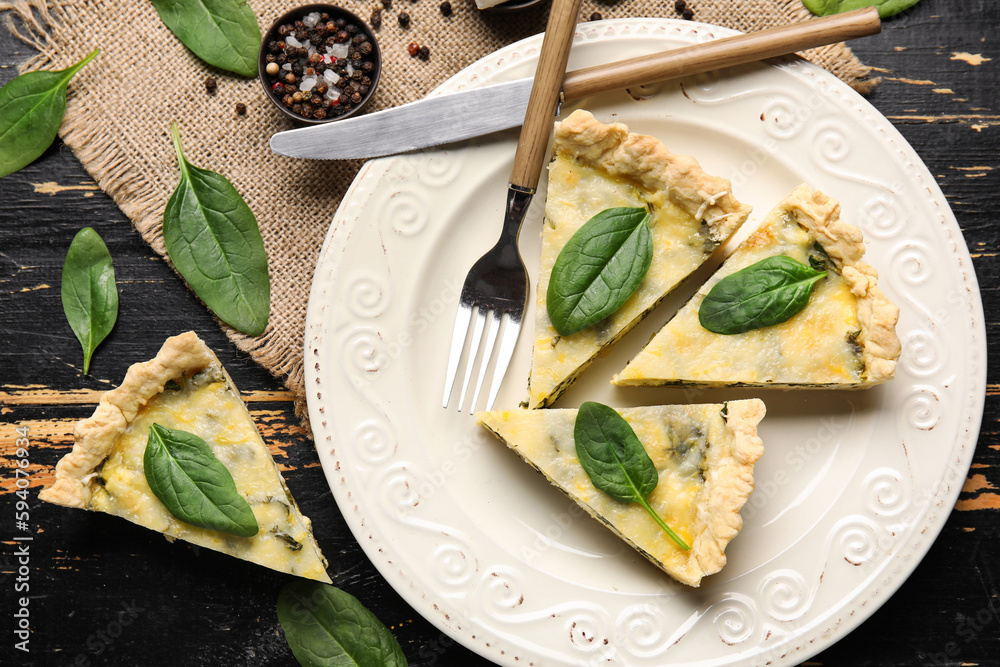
xmin=272 ymin=81 xmax=286 ymax=94
xmin=291 ymin=63 xmax=304 ymax=76
xmin=440 ymin=1 xmax=452 ymax=16
xmin=292 ymin=103 xmax=303 ymax=115
xmin=278 ymin=24 xmax=292 ymax=36
xmin=336 ymin=29 xmax=350 ymax=42
xmin=204 ymin=76 xmax=217 ymax=93
xmin=382 ymin=0 xmax=392 ymax=8
xmin=266 ymin=62 xmax=280 ymax=76
xmin=398 ymin=11 xmax=410 ymax=27
xmin=418 ymin=45 xmax=429 ymax=60
xmin=317 ymin=81 xmax=329 ymax=94
xmin=360 ymin=61 xmax=375 ymax=73
xmin=292 ymin=91 xmax=304 ymax=102
xmin=346 ymin=24 xmax=359 ymax=35
xmin=350 ymin=91 xmax=363 ymax=104
xmin=284 ymin=72 xmax=297 ymax=84
xmin=235 ymin=102 xmax=247 ymax=115
xmin=313 ymin=108 xmax=327 ymax=120
xmin=358 ymin=41 xmax=373 ymax=55
xmin=371 ymin=8 xmax=382 ymax=28
xmin=338 ymin=93 xmax=350 ymax=105
xmin=589 ymin=11 xmax=601 ymax=20
xmin=282 ymin=94 xmax=294 ymax=107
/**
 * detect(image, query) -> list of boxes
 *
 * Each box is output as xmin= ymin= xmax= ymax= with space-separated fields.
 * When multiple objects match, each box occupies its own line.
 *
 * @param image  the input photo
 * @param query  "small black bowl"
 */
xmin=258 ymin=4 xmax=381 ymax=124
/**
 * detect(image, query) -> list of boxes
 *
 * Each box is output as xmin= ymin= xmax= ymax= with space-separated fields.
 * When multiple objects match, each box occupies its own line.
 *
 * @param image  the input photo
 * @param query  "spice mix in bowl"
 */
xmin=259 ymin=4 xmax=381 ymax=123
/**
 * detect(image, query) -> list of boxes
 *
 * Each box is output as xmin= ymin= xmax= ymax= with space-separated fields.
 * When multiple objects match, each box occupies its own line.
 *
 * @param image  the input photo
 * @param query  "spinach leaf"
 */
xmin=143 ymin=423 xmax=259 ymax=537
xmin=151 ymin=0 xmax=261 ymax=77
xmin=699 ymin=255 xmax=826 ymax=335
xmin=277 ymin=580 xmax=408 ymax=667
xmin=0 ymin=49 xmax=99 ymax=178
xmin=574 ymin=402 xmax=690 ymax=550
xmin=61 ymin=227 xmax=118 ymax=374
xmin=547 ymin=207 xmax=652 ymax=336
xmin=802 ymin=0 xmax=923 ymax=18
xmin=164 ymin=121 xmax=270 ymax=336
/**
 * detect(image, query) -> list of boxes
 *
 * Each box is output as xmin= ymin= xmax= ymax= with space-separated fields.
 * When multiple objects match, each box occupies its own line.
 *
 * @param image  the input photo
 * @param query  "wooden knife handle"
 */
xmin=562 ymin=7 xmax=881 ymax=101
xmin=509 ymin=0 xmax=582 ymax=191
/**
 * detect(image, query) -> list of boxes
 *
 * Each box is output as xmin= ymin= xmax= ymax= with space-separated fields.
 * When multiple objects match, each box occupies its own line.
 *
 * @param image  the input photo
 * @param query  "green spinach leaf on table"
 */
xmin=575 ymin=401 xmax=689 ymax=550
xmin=277 ymin=580 xmax=408 ymax=667
xmin=61 ymin=226 xmax=118 ymax=374
xmin=164 ymin=121 xmax=271 ymax=336
xmin=143 ymin=423 xmax=260 ymax=537
xmin=802 ymin=0 xmax=924 ymax=18
xmin=699 ymin=255 xmax=826 ymax=335
xmin=151 ymin=0 xmax=261 ymax=77
xmin=0 ymin=49 xmax=99 ymax=178
xmin=547 ymin=206 xmax=652 ymax=336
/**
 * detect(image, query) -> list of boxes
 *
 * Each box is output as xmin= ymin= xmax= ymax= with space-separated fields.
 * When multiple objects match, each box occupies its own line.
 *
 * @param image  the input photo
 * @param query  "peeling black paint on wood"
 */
xmin=2 ymin=2 xmax=999 ymax=666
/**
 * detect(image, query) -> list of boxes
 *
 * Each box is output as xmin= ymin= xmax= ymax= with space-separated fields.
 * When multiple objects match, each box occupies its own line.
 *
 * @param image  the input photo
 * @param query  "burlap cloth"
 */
xmin=2 ymin=0 xmax=873 ymax=425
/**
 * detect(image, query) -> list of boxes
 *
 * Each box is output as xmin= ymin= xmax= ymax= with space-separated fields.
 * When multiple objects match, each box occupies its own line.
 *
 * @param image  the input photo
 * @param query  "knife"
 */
xmin=269 ymin=7 xmax=881 ymax=160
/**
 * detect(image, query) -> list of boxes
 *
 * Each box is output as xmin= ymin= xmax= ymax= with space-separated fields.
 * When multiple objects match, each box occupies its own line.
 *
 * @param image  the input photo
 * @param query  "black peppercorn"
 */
xmin=282 ymin=94 xmax=294 ymax=107
xmin=313 ymin=108 xmax=327 ymax=120
xmin=292 ymin=103 xmax=303 ymax=115
xmin=370 ymin=9 xmax=382 ymax=28
xmin=589 ymin=11 xmax=601 ymax=20
xmin=358 ymin=41 xmax=373 ymax=55
xmin=418 ymin=45 xmax=429 ymax=60
xmin=338 ymin=93 xmax=350 ymax=105
xmin=440 ymin=1 xmax=452 ymax=16
xmin=350 ymin=91 xmax=363 ymax=104
xmin=204 ymin=76 xmax=217 ymax=93
xmin=361 ymin=61 xmax=375 ymax=73
xmin=235 ymin=102 xmax=247 ymax=115
xmin=278 ymin=24 xmax=292 ymax=36
xmin=317 ymin=81 xmax=329 ymax=94
xmin=346 ymin=24 xmax=359 ymax=35
xmin=398 ymin=11 xmax=410 ymax=27
xmin=382 ymin=0 xmax=392 ymax=8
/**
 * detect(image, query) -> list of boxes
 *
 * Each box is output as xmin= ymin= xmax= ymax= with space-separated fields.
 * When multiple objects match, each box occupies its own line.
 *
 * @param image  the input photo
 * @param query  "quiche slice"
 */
xmin=614 ymin=185 xmax=901 ymax=388
xmin=39 ymin=331 xmax=331 ymax=582
xmin=476 ymin=399 xmax=765 ymax=587
xmin=526 ymin=109 xmax=751 ymax=408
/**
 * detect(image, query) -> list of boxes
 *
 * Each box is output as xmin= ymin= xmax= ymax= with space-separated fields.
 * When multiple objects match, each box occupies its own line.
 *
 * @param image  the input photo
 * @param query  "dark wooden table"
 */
xmin=2 ymin=2 xmax=998 ymax=666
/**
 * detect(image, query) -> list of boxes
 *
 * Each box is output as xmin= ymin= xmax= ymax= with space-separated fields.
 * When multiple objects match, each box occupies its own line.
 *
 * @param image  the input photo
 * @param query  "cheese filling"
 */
xmin=479 ymin=405 xmax=733 ymax=577
xmin=89 ymin=365 xmax=330 ymax=582
xmin=615 ymin=212 xmax=864 ymax=386
xmin=528 ymin=155 xmax=718 ymax=407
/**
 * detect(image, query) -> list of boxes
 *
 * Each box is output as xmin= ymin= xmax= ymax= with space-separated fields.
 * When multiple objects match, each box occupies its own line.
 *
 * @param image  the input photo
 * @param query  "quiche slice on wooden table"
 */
xmin=614 ymin=184 xmax=901 ymax=388
xmin=477 ymin=399 xmax=765 ymax=587
xmin=39 ymin=331 xmax=331 ymax=582
xmin=526 ymin=109 xmax=752 ymax=408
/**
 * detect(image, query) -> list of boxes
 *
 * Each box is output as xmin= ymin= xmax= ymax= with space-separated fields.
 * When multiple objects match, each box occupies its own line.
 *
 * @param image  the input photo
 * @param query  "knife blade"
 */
xmin=269 ymin=7 xmax=881 ymax=160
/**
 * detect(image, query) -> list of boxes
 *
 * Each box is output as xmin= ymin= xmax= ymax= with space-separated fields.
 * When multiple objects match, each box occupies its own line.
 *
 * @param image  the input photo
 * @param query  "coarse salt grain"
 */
xmin=286 ymin=35 xmax=302 ymax=49
xmin=303 ymin=12 xmax=320 ymax=27
xmin=323 ymin=70 xmax=337 ymax=82
xmin=300 ymin=77 xmax=318 ymax=91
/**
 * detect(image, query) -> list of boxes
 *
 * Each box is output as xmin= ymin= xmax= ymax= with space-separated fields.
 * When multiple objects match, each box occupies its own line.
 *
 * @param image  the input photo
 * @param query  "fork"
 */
xmin=441 ymin=0 xmax=582 ymax=413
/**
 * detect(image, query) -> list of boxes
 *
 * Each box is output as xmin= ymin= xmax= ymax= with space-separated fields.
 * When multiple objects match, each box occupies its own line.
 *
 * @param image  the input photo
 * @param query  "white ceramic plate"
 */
xmin=304 ymin=19 xmax=986 ymax=666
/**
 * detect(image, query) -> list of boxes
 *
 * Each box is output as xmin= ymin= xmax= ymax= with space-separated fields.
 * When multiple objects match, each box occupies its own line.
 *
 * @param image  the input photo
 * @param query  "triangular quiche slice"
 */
xmin=476 ymin=399 xmax=765 ymax=587
xmin=39 ymin=331 xmax=331 ymax=582
xmin=526 ymin=109 xmax=751 ymax=408
xmin=614 ymin=184 xmax=901 ymax=388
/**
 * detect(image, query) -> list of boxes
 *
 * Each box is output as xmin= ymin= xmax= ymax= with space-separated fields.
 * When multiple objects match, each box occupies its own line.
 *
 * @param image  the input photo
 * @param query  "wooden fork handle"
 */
xmin=561 ymin=7 xmax=881 ymax=100
xmin=509 ymin=0 xmax=583 ymax=191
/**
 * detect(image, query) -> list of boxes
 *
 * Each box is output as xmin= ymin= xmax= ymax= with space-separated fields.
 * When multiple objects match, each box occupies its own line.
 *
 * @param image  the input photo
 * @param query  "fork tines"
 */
xmin=442 ymin=303 xmax=522 ymax=414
